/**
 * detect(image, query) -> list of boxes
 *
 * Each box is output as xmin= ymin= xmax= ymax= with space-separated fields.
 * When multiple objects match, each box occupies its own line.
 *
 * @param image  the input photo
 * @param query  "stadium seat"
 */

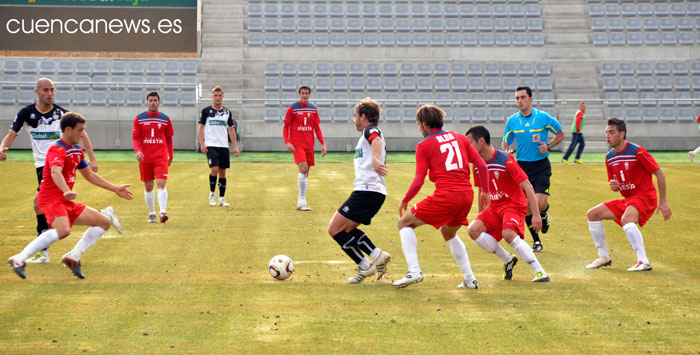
xmin=461 ymin=18 xmax=477 ymax=32
xmin=57 ymin=61 xmax=73 ymax=75
xmin=72 ymin=91 xmax=88 ymax=105
xmin=297 ymin=19 xmax=313 ymax=32
xmin=457 ymin=108 xmax=470 ymax=122
xmin=625 ymin=108 xmax=642 ymax=122
xmin=603 ymin=77 xmax=619 ymax=91
xmin=637 ymin=3 xmax=653 ymax=16
xmin=451 ymin=62 xmax=466 ymax=76
xmin=519 ymin=62 xmax=535 ymax=76
xmin=489 ymin=108 xmax=506 ymax=122
xmin=484 ymin=62 xmax=499 ymax=76
xmin=674 ymin=77 xmax=690 ymax=91
xmin=128 ymin=61 xmax=145 ymax=76
xmin=402 ymin=93 xmax=418 ymax=107
xmin=19 ymin=60 xmax=38 ymax=75
xmin=502 ymin=77 xmax=518 ymax=92
xmin=435 ymin=77 xmax=450 ymax=92
xmin=641 ymin=108 xmax=659 ymax=122
xmin=678 ymin=32 xmax=694 ymax=45
xmin=0 ymin=91 xmax=15 ymax=104
xmin=417 ymin=77 xmax=433 ymax=91
xmin=452 ymin=77 xmax=467 ymax=92
xmin=487 ymin=92 xmax=503 ymax=107
xmin=463 ymin=33 xmax=478 ymax=46
xmin=366 ymin=77 xmax=382 ymax=92
xmin=264 ymin=93 xmax=280 ymax=107
xmin=620 ymin=77 xmax=636 ymax=91
xmin=469 ymin=78 xmax=485 ymax=91
xmin=316 ymin=62 xmax=331 ymax=76
xmin=316 ymin=92 xmax=332 ymax=108
xmin=399 ymin=63 xmax=415 ymax=76
xmin=639 ymin=92 xmax=657 ymax=107
xmin=644 ymin=32 xmax=661 ymax=47
xmin=93 ymin=75 xmax=109 ymax=91
xmin=479 ymin=33 xmax=495 ymax=46
xmin=605 ymin=92 xmax=622 ymax=107
xmin=675 ymin=92 xmax=692 ymax=106
xmin=472 ymin=108 xmax=488 ymax=122
xmin=677 ymin=108 xmax=694 ymax=121
xmin=282 ymin=77 xmax=297 ymax=91
xmin=672 ymin=62 xmax=689 ymax=75
xmin=413 ymin=33 xmax=429 ymax=47
xmin=467 ymin=62 xmax=483 ymax=76
xmin=593 ymin=33 xmax=608 ymax=45
xmin=247 ymin=33 xmax=262 ymax=46
xmin=349 ymin=63 xmax=364 ymax=76
xmin=470 ymin=92 xmax=486 ymax=107
xmin=248 ymin=19 xmax=263 ymax=32
xmin=528 ymin=18 xmax=543 ymax=32
xmin=637 ymin=62 xmax=653 ymax=76
xmin=281 ymin=62 xmax=296 ymax=76
xmin=280 ymin=18 xmax=296 ymax=32
xmin=445 ymin=19 xmax=460 ymax=32
xmin=510 ymin=4 xmax=525 ymax=17
xmin=297 ymin=33 xmax=313 ymax=47
xmin=486 ymin=78 xmax=501 ymax=92
xmin=478 ymin=18 xmax=494 ymax=31
xmin=127 ymin=76 xmax=143 ymax=90
xmin=39 ymin=61 xmax=56 ymax=75
xmin=313 ymin=33 xmax=329 ymax=46
xmin=379 ymin=33 xmax=395 ymax=46
xmin=656 ymin=77 xmax=672 ymax=91
xmin=385 ymin=108 xmax=401 ymax=122
xmin=264 ymin=77 xmax=280 ymax=91
xmin=91 ymin=91 xmax=107 ymax=105
xmin=146 ymin=62 xmax=162 ymax=76
xmin=280 ymin=33 xmax=296 ymax=47
xmin=264 ymin=108 xmax=280 ymax=122
xmin=16 ymin=90 xmax=34 ymax=105
xmin=433 ymin=62 xmax=449 ymax=77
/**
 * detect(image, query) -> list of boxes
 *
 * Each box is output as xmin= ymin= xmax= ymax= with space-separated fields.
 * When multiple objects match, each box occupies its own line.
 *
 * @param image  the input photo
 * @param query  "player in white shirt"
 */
xmin=0 ymin=78 xmax=98 ymax=263
xmin=327 ymin=98 xmax=391 ymax=284
xmin=198 ymin=86 xmax=239 ymax=207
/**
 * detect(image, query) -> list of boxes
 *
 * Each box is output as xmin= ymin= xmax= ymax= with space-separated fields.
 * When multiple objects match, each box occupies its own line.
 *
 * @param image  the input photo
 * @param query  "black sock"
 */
xmin=526 ymin=215 xmax=541 ymax=243
xmin=218 ymin=178 xmax=227 ymax=198
xmin=540 ymin=203 xmax=549 ymax=218
xmin=350 ymin=228 xmax=376 ymax=256
xmin=332 ymin=231 xmax=364 ymax=264
xmin=209 ymin=175 xmax=217 ymax=193
xmin=36 ymin=214 xmax=48 ymax=236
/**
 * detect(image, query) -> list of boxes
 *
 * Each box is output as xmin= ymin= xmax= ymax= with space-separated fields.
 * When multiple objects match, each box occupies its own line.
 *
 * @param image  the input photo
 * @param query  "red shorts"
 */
xmin=38 ymin=197 xmax=86 ymax=228
xmin=292 ymin=147 xmax=315 ymax=166
xmin=139 ymin=159 xmax=169 ymax=182
xmin=474 ymin=207 xmax=526 ymax=242
xmin=411 ymin=190 xmax=473 ymax=229
xmin=604 ymin=193 xmax=657 ymax=227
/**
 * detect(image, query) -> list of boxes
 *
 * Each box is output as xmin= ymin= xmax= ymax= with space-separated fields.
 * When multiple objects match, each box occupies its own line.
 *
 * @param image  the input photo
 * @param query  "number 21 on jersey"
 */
xmin=440 ymin=141 xmax=464 ymax=171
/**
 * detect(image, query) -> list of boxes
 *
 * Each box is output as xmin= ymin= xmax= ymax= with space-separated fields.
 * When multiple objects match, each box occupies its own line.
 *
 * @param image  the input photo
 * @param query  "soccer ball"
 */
xmin=268 ymin=255 xmax=294 ymax=281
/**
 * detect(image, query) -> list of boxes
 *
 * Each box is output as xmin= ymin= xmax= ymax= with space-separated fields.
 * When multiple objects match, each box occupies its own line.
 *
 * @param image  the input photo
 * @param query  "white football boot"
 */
xmin=347 ymin=265 xmax=376 ymax=284
xmin=392 ymin=272 xmax=424 ymax=288
xmin=586 ymin=256 xmax=612 ymax=269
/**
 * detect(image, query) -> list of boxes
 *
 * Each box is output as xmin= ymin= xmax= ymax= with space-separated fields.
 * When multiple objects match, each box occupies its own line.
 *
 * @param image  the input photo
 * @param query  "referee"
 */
xmin=502 ymin=86 xmax=565 ymax=252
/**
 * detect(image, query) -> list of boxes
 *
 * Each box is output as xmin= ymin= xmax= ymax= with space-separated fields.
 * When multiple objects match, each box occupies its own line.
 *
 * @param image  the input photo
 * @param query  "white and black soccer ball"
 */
xmin=268 ymin=255 xmax=294 ymax=281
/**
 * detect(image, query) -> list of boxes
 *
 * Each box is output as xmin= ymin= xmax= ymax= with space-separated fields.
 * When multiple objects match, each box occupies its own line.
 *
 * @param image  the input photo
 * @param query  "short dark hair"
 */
xmin=146 ymin=91 xmax=160 ymax=101
xmin=516 ymin=86 xmax=532 ymax=97
xmin=354 ymin=98 xmax=381 ymax=124
xmin=298 ymin=85 xmax=311 ymax=94
xmin=465 ymin=125 xmax=491 ymax=145
xmin=60 ymin=112 xmax=86 ymax=132
xmin=607 ymin=117 xmax=627 ymax=139
xmin=416 ymin=104 xmax=444 ymax=129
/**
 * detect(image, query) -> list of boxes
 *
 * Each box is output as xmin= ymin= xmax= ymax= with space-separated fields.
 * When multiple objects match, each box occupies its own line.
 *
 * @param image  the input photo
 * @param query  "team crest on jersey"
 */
xmin=624 ymin=162 xmax=629 ymax=170
xmin=30 ymin=113 xmax=36 ymax=120
xmin=494 ymin=171 xmax=500 ymax=179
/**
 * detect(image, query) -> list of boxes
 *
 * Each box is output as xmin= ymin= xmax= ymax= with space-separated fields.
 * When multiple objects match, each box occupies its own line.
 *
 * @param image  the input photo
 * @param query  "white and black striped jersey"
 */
xmin=199 ymin=106 xmax=234 ymax=148
xmin=353 ymin=125 xmax=386 ymax=195
xmin=11 ymin=104 xmax=67 ymax=168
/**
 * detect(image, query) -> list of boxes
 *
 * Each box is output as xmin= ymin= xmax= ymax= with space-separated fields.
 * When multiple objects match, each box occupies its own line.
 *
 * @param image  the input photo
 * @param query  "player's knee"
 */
xmin=587 ymin=208 xmax=599 ymax=221
xmin=56 ymin=228 xmax=71 ymax=239
xmin=466 ymin=224 xmax=481 ymax=240
xmin=502 ymin=230 xmax=517 ymax=243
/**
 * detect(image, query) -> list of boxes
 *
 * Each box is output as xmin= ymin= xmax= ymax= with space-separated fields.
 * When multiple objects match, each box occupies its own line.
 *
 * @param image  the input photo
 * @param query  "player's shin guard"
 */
xmin=157 ymin=188 xmax=168 ymax=213
xmin=525 ymin=215 xmax=541 ymax=242
xmin=298 ymin=173 xmax=308 ymax=200
xmin=36 ymin=214 xmax=48 ymax=236
xmin=588 ymin=220 xmax=610 ymax=258
xmin=145 ymin=190 xmax=155 ymax=214
xmin=68 ymin=226 xmax=106 ymax=260
xmin=446 ymin=235 xmax=475 ymax=281
xmin=209 ymin=175 xmax=217 ymax=193
xmin=474 ymin=233 xmax=513 ymax=263
xmin=332 ymin=231 xmax=364 ymax=264
xmin=351 ymin=228 xmax=376 ymax=255
xmin=623 ymin=223 xmax=649 ymax=264
xmin=218 ymin=178 xmax=226 ymax=198
xmin=16 ymin=229 xmax=60 ymax=263
xmin=510 ymin=238 xmax=544 ymax=274
xmin=399 ymin=227 xmax=421 ymax=274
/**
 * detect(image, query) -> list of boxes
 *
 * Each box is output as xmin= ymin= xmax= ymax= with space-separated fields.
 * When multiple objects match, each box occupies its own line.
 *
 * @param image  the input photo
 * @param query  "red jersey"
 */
xmin=473 ymin=149 xmax=529 ymax=212
xmin=283 ymin=101 xmax=325 ymax=150
xmin=605 ymin=142 xmax=659 ymax=199
xmin=38 ymin=139 xmax=88 ymax=201
xmin=132 ymin=110 xmax=174 ymax=163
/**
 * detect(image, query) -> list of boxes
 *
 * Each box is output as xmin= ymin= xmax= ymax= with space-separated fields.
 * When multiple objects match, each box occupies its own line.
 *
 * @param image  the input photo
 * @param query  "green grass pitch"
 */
xmin=1 ymin=151 xmax=699 ymax=353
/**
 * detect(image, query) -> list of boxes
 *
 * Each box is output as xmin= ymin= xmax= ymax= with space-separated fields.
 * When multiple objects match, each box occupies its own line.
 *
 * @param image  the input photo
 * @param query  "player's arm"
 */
xmin=50 ymin=164 xmax=77 ymax=200
xmin=313 ymin=112 xmax=327 ymax=156
xmin=399 ymin=147 xmax=428 ymax=216
xmin=519 ymin=179 xmax=542 ymax=232
xmin=0 ymin=129 xmax=18 ymax=161
xmin=132 ymin=117 xmax=144 ymax=162
xmin=502 ymin=120 xmax=514 ymax=153
xmin=653 ymin=168 xmax=671 ymax=220
xmin=228 ymin=125 xmax=240 ymax=157
xmin=370 ymin=136 xmax=387 ymax=176
xmin=575 ymin=112 xmax=583 ymax=133
xmin=166 ymin=117 xmax=174 ymax=166
xmin=197 ymin=124 xmax=207 ymax=154
xmin=80 ymin=131 xmax=99 ymax=172
xmin=79 ymin=166 xmax=133 ymax=200
xmin=282 ymin=107 xmax=295 ymax=153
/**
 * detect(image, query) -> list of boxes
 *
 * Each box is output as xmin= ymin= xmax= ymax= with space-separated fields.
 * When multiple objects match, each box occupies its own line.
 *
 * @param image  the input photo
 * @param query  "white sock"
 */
xmin=399 ymin=227 xmax=421 ymax=274
xmin=68 ymin=226 xmax=107 ymax=261
xmin=691 ymin=146 xmax=700 ymax=156
xmin=15 ymin=229 xmax=60 ymax=263
xmin=510 ymin=237 xmax=544 ymax=275
xmin=157 ymin=188 xmax=168 ymax=214
xmin=474 ymin=233 xmax=513 ymax=263
xmin=298 ymin=173 xmax=308 ymax=201
xmin=446 ymin=235 xmax=475 ymax=282
xmin=369 ymin=247 xmax=381 ymax=261
xmin=145 ymin=190 xmax=155 ymax=214
xmin=359 ymin=256 xmax=372 ymax=270
xmin=623 ymin=223 xmax=649 ymax=264
xmin=588 ymin=220 xmax=610 ymax=259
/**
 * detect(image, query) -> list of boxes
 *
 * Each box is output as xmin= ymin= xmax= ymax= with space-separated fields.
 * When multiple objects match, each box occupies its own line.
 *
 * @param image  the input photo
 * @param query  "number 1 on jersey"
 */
xmin=440 ymin=141 xmax=464 ymax=171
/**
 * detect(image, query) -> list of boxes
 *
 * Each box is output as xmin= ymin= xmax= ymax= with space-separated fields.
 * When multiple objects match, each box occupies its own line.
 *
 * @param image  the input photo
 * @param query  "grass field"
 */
xmin=1 ymin=151 xmax=699 ymax=353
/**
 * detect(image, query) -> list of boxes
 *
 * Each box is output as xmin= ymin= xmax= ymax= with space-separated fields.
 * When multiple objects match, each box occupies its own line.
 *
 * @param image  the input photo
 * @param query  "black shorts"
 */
xmin=338 ymin=191 xmax=386 ymax=225
xmin=518 ymin=158 xmax=551 ymax=195
xmin=206 ymin=147 xmax=230 ymax=169
xmin=36 ymin=166 xmax=44 ymax=191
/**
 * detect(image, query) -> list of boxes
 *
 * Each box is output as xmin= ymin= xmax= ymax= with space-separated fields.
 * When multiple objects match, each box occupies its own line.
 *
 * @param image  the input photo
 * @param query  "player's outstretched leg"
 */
xmin=332 ymin=231 xmax=375 ymax=284
xmin=157 ymin=187 xmax=168 ymax=223
xmin=101 ymin=206 xmax=122 ymax=234
xmin=393 ymin=227 xmax=423 ymax=288
xmin=27 ymin=214 xmax=51 ymax=264
xmin=8 ymin=229 xmax=61 ymax=278
xmin=145 ymin=190 xmax=156 ymax=223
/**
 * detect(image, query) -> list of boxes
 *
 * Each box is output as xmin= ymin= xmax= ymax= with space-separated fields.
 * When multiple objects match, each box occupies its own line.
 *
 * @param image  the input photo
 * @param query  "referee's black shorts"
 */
xmin=518 ymin=158 xmax=552 ymax=195
xmin=206 ymin=146 xmax=230 ymax=169
xmin=338 ymin=190 xmax=386 ymax=225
